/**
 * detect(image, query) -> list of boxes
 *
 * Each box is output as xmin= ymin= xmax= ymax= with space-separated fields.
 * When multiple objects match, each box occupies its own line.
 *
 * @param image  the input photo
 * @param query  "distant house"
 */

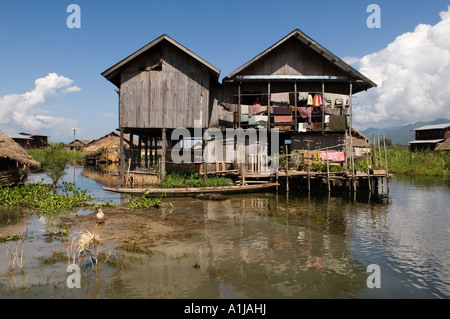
xmin=408 ymin=123 xmax=450 ymax=151
xmin=0 ymin=130 xmax=40 ymax=186
xmin=66 ymin=139 xmax=91 ymax=151
xmin=19 ymin=132 xmax=49 ymax=148
xmin=7 ymin=133 xmax=34 ymax=150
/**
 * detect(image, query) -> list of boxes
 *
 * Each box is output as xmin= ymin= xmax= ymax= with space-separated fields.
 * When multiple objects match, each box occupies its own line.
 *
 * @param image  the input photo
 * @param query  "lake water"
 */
xmin=0 ymin=165 xmax=449 ymax=299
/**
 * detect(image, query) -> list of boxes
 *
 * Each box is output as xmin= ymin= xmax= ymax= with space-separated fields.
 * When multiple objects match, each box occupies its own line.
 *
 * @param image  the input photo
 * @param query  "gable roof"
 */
xmin=102 ymin=34 xmax=221 ymax=87
xmin=412 ymin=123 xmax=450 ymax=131
xmin=224 ymin=29 xmax=377 ymax=92
xmin=0 ymin=130 xmax=40 ymax=168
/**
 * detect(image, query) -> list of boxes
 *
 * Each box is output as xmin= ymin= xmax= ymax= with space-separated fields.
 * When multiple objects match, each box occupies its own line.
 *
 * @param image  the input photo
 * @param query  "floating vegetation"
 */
xmin=0 ymin=233 xmax=24 ymax=242
xmin=126 ymin=190 xmax=169 ymax=210
xmin=0 ymin=182 xmax=114 ymax=216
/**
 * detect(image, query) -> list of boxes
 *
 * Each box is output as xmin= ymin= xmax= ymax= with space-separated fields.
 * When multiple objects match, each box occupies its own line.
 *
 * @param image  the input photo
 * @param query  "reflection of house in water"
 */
xmin=81 ymin=164 xmax=122 ymax=187
xmin=0 ymin=130 xmax=41 ymax=186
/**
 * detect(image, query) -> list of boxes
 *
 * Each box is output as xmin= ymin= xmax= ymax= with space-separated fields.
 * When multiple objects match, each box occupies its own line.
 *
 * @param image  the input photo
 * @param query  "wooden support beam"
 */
xmin=119 ymin=128 xmax=125 ymax=186
xmin=161 ymin=128 xmax=166 ymax=181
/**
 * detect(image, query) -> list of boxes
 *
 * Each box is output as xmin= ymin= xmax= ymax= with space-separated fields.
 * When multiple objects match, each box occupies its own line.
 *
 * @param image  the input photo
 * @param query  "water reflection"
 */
xmin=0 ymin=166 xmax=449 ymax=299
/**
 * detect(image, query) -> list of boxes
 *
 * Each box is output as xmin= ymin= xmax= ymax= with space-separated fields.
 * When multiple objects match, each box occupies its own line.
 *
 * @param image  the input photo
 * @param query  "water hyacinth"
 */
xmin=0 ymin=182 xmax=98 ymax=215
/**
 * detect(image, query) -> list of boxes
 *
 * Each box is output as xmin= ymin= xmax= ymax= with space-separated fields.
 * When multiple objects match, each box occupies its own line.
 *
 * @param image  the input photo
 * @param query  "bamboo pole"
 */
xmin=326 ymin=149 xmax=330 ymax=193
xmin=321 ymin=81 xmax=325 ymax=133
xmin=367 ymin=149 xmax=372 ymax=193
xmin=285 ymin=145 xmax=289 ymax=193
xmin=373 ymin=132 xmax=377 ymax=167
xmin=307 ymin=149 xmax=311 ymax=193
xmin=383 ymin=133 xmax=390 ymax=194
xmin=294 ymin=81 xmax=298 ymax=131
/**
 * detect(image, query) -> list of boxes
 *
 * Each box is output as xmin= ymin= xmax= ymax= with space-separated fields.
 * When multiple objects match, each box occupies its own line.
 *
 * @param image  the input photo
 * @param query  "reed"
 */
xmin=386 ymin=146 xmax=449 ymax=177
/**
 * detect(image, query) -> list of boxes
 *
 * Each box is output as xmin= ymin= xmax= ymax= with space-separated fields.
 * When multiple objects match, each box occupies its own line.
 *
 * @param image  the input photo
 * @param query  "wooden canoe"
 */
xmin=102 ymin=183 xmax=279 ymax=197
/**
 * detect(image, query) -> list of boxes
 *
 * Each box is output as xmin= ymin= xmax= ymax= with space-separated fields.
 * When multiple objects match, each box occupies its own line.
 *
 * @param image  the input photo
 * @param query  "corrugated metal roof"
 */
xmin=412 ymin=123 xmax=450 ymax=131
xmin=407 ymin=139 xmax=444 ymax=144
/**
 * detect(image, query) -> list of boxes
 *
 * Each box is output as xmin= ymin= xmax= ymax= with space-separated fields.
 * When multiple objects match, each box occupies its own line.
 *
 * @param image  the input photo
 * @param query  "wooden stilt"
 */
xmin=326 ymin=149 xmax=330 ymax=193
xmin=285 ymin=145 xmax=289 ymax=193
xmin=119 ymin=128 xmax=125 ymax=186
xmin=161 ymin=128 xmax=166 ymax=181
xmin=307 ymin=149 xmax=311 ymax=193
xmin=144 ymin=136 xmax=149 ymax=168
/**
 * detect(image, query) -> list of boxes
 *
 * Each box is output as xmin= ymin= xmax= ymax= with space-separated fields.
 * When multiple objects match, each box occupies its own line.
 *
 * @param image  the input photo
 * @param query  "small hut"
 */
xmin=66 ymin=139 xmax=91 ymax=151
xmin=435 ymin=138 xmax=450 ymax=152
xmin=0 ymin=130 xmax=41 ymax=186
xmin=83 ymin=131 xmax=137 ymax=165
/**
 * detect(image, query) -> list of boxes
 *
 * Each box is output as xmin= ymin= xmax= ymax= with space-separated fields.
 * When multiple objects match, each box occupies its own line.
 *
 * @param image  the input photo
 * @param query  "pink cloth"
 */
xmin=319 ymin=151 xmax=345 ymax=163
xmin=298 ymin=107 xmax=312 ymax=124
xmin=248 ymin=105 xmax=267 ymax=117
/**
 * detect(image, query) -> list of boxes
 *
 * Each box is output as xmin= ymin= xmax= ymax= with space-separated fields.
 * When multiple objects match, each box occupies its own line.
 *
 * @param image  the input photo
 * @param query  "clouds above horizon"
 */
xmin=353 ymin=6 xmax=450 ymax=129
xmin=0 ymin=73 xmax=80 ymax=139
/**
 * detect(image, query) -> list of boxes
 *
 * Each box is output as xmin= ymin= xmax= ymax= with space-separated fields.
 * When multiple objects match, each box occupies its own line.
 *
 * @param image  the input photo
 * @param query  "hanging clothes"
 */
xmin=307 ymin=94 xmax=314 ymax=106
xmin=297 ymin=107 xmax=312 ymax=124
xmin=271 ymin=106 xmax=292 ymax=115
xmin=240 ymin=104 xmax=249 ymax=115
xmin=248 ymin=105 xmax=267 ymax=117
xmin=313 ymin=93 xmax=322 ymax=107
xmin=221 ymin=103 xmax=239 ymax=113
xmin=274 ymin=115 xmax=292 ymax=131
xmin=271 ymin=92 xmax=290 ymax=106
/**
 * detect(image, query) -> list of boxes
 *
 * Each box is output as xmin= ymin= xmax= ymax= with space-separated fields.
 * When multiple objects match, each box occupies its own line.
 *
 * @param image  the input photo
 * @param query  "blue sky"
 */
xmin=1 ymin=0 xmax=450 ymax=142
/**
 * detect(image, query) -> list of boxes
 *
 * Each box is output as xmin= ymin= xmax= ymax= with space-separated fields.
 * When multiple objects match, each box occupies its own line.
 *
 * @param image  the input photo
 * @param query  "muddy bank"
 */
xmin=61 ymin=206 xmax=210 ymax=254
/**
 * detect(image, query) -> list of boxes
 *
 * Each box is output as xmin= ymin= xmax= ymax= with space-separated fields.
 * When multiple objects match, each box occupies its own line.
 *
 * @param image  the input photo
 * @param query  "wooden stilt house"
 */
xmin=101 ymin=29 xmax=377 ymax=187
xmin=220 ymin=29 xmax=377 ymax=173
xmin=101 ymin=34 xmax=228 ymax=182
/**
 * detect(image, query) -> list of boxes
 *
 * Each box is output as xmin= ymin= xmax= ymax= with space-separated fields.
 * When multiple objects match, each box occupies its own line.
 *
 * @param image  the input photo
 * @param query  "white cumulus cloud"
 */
xmin=0 ymin=73 xmax=79 ymax=139
xmin=353 ymin=6 xmax=450 ymax=129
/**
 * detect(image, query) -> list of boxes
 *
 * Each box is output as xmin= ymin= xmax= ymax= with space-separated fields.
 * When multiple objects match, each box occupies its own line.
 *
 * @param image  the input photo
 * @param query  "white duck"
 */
xmin=96 ymin=208 xmax=105 ymax=225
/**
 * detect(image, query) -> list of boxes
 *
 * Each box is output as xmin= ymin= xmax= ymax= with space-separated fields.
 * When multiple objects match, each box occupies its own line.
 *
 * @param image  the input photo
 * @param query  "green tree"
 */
xmin=41 ymin=143 xmax=72 ymax=191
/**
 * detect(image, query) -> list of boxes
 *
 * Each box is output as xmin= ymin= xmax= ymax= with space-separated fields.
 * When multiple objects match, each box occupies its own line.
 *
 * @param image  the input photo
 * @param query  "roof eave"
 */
xmin=101 ymin=34 xmax=220 ymax=87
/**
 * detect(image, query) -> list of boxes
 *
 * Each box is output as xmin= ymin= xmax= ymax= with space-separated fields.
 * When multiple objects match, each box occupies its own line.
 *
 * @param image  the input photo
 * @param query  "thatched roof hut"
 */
xmin=1 ymin=130 xmax=40 ymax=186
xmin=351 ymin=128 xmax=370 ymax=148
xmin=83 ymin=131 xmax=137 ymax=164
xmin=66 ymin=139 xmax=91 ymax=150
xmin=0 ymin=130 xmax=41 ymax=169
xmin=435 ymin=138 xmax=450 ymax=151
